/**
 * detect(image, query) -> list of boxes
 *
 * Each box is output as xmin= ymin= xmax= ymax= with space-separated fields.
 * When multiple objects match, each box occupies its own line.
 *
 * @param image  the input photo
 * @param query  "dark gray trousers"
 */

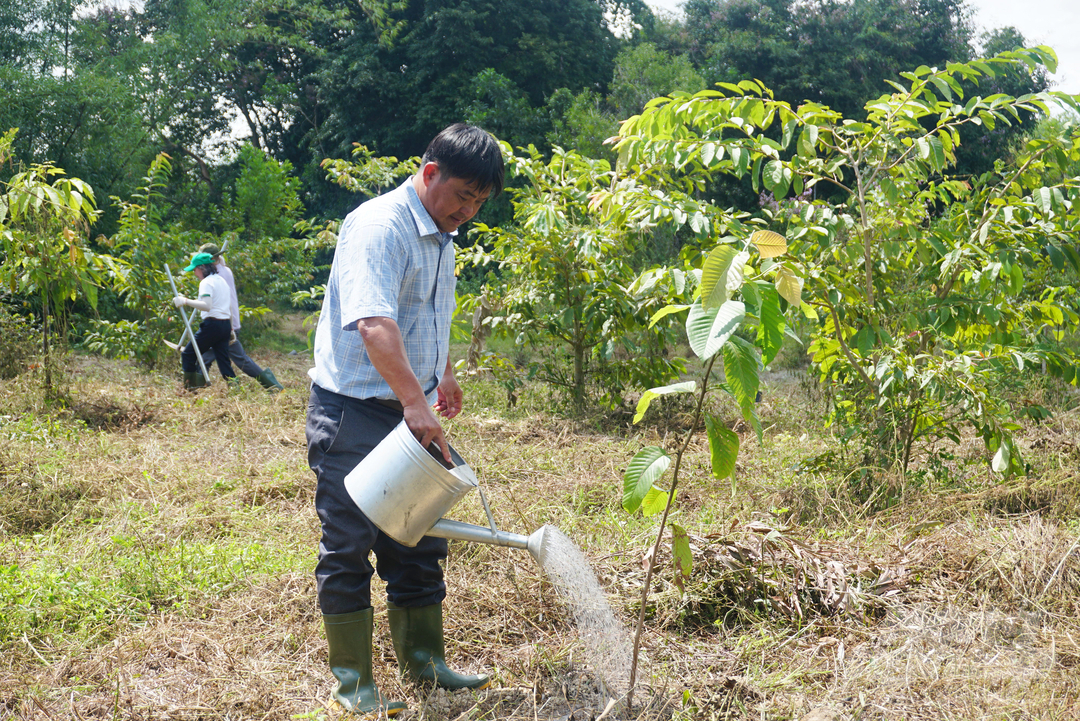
xmin=306 ymin=383 xmax=450 ymax=615
xmin=201 ymin=336 xmax=263 ymax=378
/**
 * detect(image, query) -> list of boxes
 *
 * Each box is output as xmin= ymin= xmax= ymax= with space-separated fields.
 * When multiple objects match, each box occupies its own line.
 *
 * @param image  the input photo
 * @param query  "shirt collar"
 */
xmin=402 ymin=179 xmax=457 ymax=245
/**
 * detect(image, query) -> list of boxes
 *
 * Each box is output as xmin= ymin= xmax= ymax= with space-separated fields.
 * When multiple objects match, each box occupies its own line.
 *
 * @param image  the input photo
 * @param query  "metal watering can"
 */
xmin=344 ymin=421 xmax=549 ymax=565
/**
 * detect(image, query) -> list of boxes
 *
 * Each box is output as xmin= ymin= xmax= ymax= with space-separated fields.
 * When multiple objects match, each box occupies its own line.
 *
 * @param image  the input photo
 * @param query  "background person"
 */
xmin=172 ymin=251 xmax=235 ymax=389
xmin=188 ymin=243 xmax=284 ymax=392
xmin=306 ymin=123 xmax=504 ymax=717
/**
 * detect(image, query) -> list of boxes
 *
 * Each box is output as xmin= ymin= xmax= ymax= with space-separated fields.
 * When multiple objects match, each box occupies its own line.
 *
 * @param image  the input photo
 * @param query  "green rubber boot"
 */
xmin=182 ymin=371 xmax=207 ymax=389
xmin=256 ymin=368 xmax=284 ymax=392
xmin=386 ymin=602 xmax=491 ymax=690
xmin=324 ymin=609 xmax=406 ymax=717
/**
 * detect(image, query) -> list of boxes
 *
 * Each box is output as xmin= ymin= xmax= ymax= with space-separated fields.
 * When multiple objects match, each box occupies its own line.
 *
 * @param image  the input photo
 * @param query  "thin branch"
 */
xmin=627 ymin=352 xmax=718 ymax=711
xmin=823 ymin=296 xmax=878 ymax=400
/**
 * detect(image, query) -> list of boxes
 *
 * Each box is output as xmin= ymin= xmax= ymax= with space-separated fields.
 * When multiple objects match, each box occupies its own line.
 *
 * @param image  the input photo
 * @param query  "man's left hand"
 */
xmin=434 ymin=373 xmax=463 ymax=419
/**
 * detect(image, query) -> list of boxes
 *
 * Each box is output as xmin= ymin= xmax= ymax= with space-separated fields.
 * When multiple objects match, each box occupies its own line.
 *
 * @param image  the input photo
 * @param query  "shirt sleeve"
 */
xmin=336 ymin=213 xmax=408 ymax=330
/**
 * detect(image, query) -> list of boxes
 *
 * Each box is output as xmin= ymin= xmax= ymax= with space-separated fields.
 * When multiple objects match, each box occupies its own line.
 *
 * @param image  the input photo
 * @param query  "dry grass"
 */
xmin=1 ymin=349 xmax=1079 ymax=720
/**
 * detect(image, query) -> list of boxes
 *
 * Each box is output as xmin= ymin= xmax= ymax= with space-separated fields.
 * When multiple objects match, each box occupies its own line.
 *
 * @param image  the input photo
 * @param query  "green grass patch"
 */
xmin=0 ymin=528 xmax=307 ymax=649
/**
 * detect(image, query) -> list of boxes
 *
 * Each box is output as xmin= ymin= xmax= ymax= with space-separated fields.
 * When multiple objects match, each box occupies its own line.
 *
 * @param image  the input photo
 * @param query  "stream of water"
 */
xmin=536 ymin=525 xmax=633 ymax=700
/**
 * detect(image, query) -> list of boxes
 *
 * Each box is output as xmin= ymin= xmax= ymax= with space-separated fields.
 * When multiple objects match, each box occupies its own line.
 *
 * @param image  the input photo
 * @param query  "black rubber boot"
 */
xmin=182 ymin=371 xmax=207 ymax=389
xmin=386 ymin=602 xmax=491 ymax=690
xmin=324 ymin=609 xmax=406 ymax=717
xmin=256 ymin=368 xmax=284 ymax=392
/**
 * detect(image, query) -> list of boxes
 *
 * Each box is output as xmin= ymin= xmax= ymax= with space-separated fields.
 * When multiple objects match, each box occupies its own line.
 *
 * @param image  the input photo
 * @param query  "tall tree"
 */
xmin=0 ymin=2 xmax=158 ymax=236
xmin=683 ymin=0 xmax=973 ymax=119
xmin=547 ymin=42 xmax=706 ymax=159
xmin=312 ymin=0 xmax=624 ymax=161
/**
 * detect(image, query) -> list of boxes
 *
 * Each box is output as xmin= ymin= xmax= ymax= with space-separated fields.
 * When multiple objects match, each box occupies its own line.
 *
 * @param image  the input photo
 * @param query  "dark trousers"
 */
xmin=200 ymin=334 xmax=263 ymax=378
xmin=306 ymin=383 xmax=449 ymax=615
xmin=181 ymin=317 xmax=235 ymax=379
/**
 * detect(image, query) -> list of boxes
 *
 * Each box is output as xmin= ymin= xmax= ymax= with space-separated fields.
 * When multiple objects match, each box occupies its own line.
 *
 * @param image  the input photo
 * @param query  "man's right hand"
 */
xmin=402 ymin=401 xmax=451 ymax=465
xmin=356 ymin=315 xmax=453 ymax=465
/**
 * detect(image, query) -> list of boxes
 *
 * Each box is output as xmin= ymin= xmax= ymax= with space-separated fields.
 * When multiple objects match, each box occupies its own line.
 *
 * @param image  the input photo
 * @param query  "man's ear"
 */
xmin=421 ymin=161 xmax=441 ymax=186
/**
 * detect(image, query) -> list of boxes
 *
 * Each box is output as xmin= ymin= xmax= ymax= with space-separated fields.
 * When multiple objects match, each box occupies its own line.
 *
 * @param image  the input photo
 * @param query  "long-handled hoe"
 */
xmin=165 ymin=263 xmax=212 ymax=385
xmin=164 ymin=238 xmax=229 ymax=355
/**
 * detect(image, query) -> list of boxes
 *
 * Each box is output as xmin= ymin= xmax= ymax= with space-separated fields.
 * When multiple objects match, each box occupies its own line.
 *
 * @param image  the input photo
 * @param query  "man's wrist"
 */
xmin=400 ymin=393 xmax=429 ymax=408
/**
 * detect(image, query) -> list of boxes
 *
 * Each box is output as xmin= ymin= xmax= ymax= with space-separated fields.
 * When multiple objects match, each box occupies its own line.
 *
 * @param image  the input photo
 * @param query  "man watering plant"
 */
xmin=306 ymin=123 xmax=504 ymax=717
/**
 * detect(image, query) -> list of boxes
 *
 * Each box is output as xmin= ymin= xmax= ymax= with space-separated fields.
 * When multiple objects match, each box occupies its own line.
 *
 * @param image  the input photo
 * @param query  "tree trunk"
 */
xmin=572 ymin=342 xmax=585 ymax=409
xmin=42 ymin=282 xmax=52 ymax=394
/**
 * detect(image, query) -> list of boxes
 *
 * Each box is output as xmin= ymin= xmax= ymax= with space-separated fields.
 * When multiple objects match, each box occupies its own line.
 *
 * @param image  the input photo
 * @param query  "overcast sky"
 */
xmin=645 ymin=0 xmax=1080 ymax=96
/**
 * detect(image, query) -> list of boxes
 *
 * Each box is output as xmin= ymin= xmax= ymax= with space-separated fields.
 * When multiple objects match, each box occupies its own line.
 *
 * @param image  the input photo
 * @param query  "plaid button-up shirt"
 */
xmin=309 ymin=179 xmax=457 ymax=403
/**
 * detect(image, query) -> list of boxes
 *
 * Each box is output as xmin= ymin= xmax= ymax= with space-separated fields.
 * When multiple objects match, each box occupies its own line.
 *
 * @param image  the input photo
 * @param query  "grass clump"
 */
xmin=0 ymin=528 xmax=306 ymax=651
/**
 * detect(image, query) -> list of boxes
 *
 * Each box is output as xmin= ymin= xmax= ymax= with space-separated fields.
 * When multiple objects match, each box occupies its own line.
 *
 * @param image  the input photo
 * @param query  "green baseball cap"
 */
xmin=183 ymin=252 xmax=215 ymax=272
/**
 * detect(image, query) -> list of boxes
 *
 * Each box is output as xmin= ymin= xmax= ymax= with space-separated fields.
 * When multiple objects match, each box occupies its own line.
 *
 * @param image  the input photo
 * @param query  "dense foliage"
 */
xmin=599 ymin=48 xmax=1080 ymax=486
xmin=1 ymin=0 xmax=1047 ymax=227
xmin=0 ymin=0 xmax=1076 ymax=469
xmin=470 ymin=145 xmax=687 ymax=409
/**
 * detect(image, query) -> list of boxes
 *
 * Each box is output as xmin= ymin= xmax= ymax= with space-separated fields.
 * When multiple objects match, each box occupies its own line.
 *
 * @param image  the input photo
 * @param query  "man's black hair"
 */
xmin=421 ymin=124 xmax=505 ymax=199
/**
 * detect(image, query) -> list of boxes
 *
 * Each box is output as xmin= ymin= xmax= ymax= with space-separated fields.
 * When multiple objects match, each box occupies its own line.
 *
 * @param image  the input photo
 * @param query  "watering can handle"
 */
xmin=478 ymin=487 xmax=498 ymax=539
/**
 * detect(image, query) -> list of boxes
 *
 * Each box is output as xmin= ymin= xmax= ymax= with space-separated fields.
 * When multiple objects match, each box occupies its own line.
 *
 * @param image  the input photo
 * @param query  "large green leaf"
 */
xmin=927 ymin=134 xmax=946 ymax=170
xmin=701 ymin=243 xmax=737 ymax=310
xmin=634 ymin=381 xmax=697 ymax=423
xmin=641 ymin=486 xmax=670 ymax=517
xmin=757 ymin=286 xmax=785 ymax=366
xmin=775 ymin=266 xmax=803 ymax=307
xmin=648 ymin=303 xmax=690 ymax=329
xmin=686 ymin=299 xmax=745 ymax=360
xmin=689 ymin=211 xmax=708 ymax=234
xmin=1034 ymin=187 xmax=1053 ymax=216
xmin=726 ymin=251 xmax=750 ymax=299
xmin=992 ymin=438 xmax=1010 ymax=474
xmin=623 ymin=446 xmax=671 ymax=513
xmin=670 ymin=523 xmax=692 ymax=589
xmin=730 ymin=146 xmax=749 ymax=176
xmin=797 ymin=124 xmax=819 ymax=158
xmin=763 ymin=159 xmax=789 ymax=196
xmin=916 ymin=136 xmax=930 ymax=160
xmin=722 ymin=336 xmax=761 ymax=411
xmin=745 ymin=403 xmax=764 ymax=445
xmin=705 ymin=413 xmax=739 ymax=481
xmin=750 ymin=229 xmax=787 ymax=258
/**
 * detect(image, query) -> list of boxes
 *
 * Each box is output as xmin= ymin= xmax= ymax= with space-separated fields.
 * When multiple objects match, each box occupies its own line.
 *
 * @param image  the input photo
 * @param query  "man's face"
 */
xmin=418 ymin=163 xmax=491 ymax=233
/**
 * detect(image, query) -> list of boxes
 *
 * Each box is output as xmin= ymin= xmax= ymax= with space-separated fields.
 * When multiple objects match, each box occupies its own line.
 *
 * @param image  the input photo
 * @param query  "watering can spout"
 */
xmin=427 ymin=519 xmax=550 ymax=566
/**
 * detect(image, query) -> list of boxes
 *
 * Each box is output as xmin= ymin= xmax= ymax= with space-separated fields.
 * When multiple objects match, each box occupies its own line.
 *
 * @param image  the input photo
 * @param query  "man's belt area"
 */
xmin=371 ymin=398 xmax=404 ymax=412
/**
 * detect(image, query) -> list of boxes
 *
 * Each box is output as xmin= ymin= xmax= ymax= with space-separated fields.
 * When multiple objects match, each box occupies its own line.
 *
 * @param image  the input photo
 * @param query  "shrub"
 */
xmin=0 ymin=303 xmax=37 ymax=379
